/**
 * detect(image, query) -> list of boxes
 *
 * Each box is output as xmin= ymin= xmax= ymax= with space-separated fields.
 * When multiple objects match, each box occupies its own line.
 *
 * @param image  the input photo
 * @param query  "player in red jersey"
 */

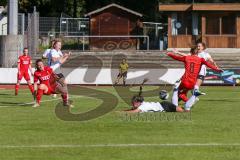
xmin=15 ymin=48 xmax=34 ymax=95
xmin=167 ymin=46 xmax=223 ymax=107
xmin=32 ymin=59 xmax=73 ymax=108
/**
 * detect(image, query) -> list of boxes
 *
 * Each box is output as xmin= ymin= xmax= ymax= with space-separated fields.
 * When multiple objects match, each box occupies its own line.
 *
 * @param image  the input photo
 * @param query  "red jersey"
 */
xmin=34 ymin=66 xmax=56 ymax=88
xmin=168 ymin=52 xmax=221 ymax=89
xmin=18 ymin=55 xmax=31 ymax=71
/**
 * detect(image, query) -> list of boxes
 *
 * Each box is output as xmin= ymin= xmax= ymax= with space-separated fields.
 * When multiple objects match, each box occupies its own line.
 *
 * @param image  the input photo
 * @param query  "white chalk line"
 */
xmin=0 ymin=143 xmax=240 ymax=148
xmin=0 ymin=94 xmax=97 ymax=108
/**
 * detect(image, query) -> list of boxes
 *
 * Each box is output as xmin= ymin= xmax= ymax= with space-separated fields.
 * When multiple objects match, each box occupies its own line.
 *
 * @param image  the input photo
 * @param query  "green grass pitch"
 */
xmin=0 ymin=86 xmax=239 ymax=160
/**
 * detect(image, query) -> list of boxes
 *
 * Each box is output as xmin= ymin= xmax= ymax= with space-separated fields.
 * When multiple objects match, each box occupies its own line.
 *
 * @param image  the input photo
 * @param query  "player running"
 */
xmin=49 ymin=40 xmax=70 ymax=76
xmin=32 ymin=59 xmax=73 ymax=108
xmin=15 ymin=48 xmax=34 ymax=95
xmin=49 ymin=40 xmax=70 ymax=98
xmin=167 ymin=46 xmax=223 ymax=107
xmin=114 ymin=58 xmax=129 ymax=86
xmin=194 ymin=42 xmax=218 ymax=95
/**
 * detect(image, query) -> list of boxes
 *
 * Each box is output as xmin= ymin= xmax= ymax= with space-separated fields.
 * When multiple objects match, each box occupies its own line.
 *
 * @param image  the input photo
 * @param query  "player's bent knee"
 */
xmin=39 ymin=84 xmax=47 ymax=90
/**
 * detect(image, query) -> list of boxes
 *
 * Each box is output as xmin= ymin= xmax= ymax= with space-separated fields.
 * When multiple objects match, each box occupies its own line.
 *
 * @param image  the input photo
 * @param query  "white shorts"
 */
xmin=199 ymin=65 xmax=207 ymax=76
xmin=50 ymin=63 xmax=61 ymax=74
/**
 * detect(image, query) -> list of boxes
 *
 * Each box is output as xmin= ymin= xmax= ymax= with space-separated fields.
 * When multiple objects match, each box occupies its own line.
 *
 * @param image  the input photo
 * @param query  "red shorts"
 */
xmin=18 ymin=70 xmax=30 ymax=81
xmin=180 ymin=80 xmax=194 ymax=90
xmin=44 ymin=86 xmax=56 ymax=95
xmin=178 ymin=81 xmax=194 ymax=102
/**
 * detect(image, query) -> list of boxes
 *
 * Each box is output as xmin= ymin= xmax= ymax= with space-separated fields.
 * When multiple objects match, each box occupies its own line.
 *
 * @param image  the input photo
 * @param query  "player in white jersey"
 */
xmin=194 ymin=42 xmax=218 ymax=95
xmin=49 ymin=40 xmax=71 ymax=76
xmin=42 ymin=40 xmax=56 ymax=67
xmin=48 ymin=40 xmax=71 ymax=98
xmin=124 ymin=95 xmax=184 ymax=113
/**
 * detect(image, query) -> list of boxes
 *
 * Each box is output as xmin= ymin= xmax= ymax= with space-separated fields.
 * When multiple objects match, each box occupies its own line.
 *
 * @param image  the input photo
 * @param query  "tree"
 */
xmin=9 ymin=0 xmax=240 ymax=18
xmin=0 ymin=0 xmax=7 ymax=6
xmin=18 ymin=0 xmax=86 ymax=17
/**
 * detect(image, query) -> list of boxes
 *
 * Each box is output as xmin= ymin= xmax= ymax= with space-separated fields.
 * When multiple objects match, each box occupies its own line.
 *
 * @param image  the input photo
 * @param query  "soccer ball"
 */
xmin=159 ymin=90 xmax=169 ymax=100
xmin=236 ymin=79 xmax=240 ymax=84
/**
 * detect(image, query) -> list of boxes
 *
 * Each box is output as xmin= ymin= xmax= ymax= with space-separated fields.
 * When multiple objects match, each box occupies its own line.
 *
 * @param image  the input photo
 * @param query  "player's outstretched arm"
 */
xmin=124 ymin=108 xmax=141 ymax=113
xmin=173 ymin=48 xmax=188 ymax=56
xmin=208 ymin=57 xmax=218 ymax=67
xmin=202 ymin=58 xmax=223 ymax=72
xmin=59 ymin=53 xmax=70 ymax=64
xmin=167 ymin=52 xmax=185 ymax=62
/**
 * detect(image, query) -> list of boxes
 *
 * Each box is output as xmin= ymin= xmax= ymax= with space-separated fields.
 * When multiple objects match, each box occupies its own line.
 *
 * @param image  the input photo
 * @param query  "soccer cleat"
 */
xmin=193 ymin=89 xmax=206 ymax=96
xmin=32 ymin=103 xmax=40 ymax=108
xmin=63 ymin=102 xmax=74 ymax=108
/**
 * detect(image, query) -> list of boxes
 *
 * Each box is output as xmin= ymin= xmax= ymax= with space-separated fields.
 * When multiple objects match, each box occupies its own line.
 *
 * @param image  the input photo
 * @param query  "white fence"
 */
xmin=0 ymin=68 xmax=184 ymax=85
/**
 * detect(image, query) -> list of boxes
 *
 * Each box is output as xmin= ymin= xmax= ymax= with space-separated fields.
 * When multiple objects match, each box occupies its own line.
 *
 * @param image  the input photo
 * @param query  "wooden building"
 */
xmin=159 ymin=3 xmax=240 ymax=48
xmin=85 ymin=3 xmax=143 ymax=50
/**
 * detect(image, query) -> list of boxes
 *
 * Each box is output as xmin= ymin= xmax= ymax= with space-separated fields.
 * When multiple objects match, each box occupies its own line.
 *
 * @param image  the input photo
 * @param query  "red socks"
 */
xmin=15 ymin=84 xmax=34 ymax=95
xmin=179 ymin=93 xmax=188 ymax=102
xmin=15 ymin=84 xmax=19 ymax=95
xmin=36 ymin=89 xmax=44 ymax=104
xmin=61 ymin=93 xmax=68 ymax=104
xmin=28 ymin=84 xmax=34 ymax=94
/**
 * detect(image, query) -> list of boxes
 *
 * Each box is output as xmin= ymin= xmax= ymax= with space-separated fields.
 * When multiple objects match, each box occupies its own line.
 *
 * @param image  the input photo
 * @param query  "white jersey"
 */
xmin=43 ymin=49 xmax=51 ymax=58
xmin=49 ymin=49 xmax=63 ymax=74
xmin=198 ymin=51 xmax=211 ymax=61
xmin=138 ymin=101 xmax=164 ymax=113
xmin=42 ymin=49 xmax=52 ymax=66
xmin=198 ymin=51 xmax=212 ymax=76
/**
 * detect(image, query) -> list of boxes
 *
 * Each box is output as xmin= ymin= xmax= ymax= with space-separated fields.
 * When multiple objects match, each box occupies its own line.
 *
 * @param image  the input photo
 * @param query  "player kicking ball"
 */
xmin=32 ymin=59 xmax=73 ymax=108
xmin=15 ymin=48 xmax=34 ymax=95
xmin=167 ymin=46 xmax=223 ymax=109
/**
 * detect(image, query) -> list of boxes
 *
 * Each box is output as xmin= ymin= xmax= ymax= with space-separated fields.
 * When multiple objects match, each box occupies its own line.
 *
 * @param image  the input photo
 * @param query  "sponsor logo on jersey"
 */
xmin=40 ymin=75 xmax=50 ymax=81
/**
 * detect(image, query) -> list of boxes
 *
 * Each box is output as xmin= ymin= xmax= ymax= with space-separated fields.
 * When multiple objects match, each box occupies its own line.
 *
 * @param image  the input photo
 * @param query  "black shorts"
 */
xmin=160 ymin=101 xmax=177 ymax=112
xmin=118 ymin=72 xmax=127 ymax=78
xmin=197 ymin=75 xmax=205 ymax=81
xmin=56 ymin=73 xmax=65 ymax=78
xmin=55 ymin=73 xmax=65 ymax=87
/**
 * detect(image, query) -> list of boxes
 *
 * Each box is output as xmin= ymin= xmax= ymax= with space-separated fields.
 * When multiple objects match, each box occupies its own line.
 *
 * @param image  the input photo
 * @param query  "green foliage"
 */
xmin=0 ymin=0 xmax=7 ymax=6
xmin=18 ymin=0 xmax=86 ymax=17
xmin=5 ymin=0 xmax=240 ymax=19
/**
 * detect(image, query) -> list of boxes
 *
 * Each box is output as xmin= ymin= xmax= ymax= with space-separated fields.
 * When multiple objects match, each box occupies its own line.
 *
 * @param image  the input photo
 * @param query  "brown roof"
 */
xmin=159 ymin=3 xmax=240 ymax=11
xmin=85 ymin=3 xmax=143 ymax=17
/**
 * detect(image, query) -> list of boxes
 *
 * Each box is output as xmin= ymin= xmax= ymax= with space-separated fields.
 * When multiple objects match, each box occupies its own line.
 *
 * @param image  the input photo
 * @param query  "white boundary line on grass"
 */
xmin=0 ymin=94 xmax=97 ymax=108
xmin=0 ymin=143 xmax=240 ymax=148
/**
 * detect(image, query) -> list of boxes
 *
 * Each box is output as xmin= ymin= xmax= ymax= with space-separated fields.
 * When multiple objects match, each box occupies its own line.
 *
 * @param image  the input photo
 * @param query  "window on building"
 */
xmin=222 ymin=14 xmax=236 ymax=34
xmin=206 ymin=16 xmax=220 ymax=34
xmin=205 ymin=13 xmax=236 ymax=35
xmin=177 ymin=13 xmax=192 ymax=35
